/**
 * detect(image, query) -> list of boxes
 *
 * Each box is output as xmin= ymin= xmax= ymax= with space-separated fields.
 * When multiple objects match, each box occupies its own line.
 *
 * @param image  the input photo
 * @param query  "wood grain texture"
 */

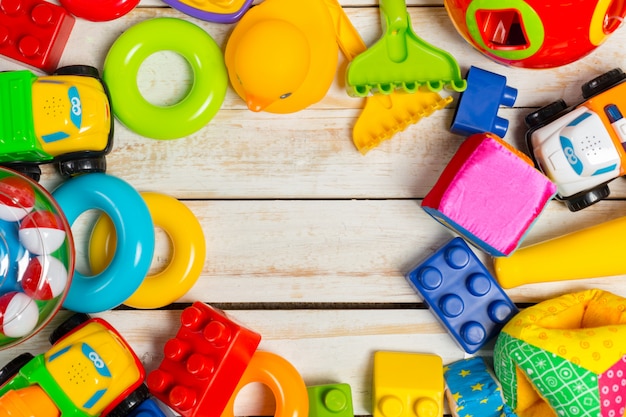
xmin=3 ymin=1 xmax=626 ymax=416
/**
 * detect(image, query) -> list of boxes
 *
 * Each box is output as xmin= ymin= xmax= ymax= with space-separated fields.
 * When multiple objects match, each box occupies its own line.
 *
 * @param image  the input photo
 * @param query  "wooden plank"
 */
xmin=60 ymin=199 xmax=626 ymax=305
xmin=27 ymin=7 xmax=626 ymax=200
xmin=0 ymin=308 xmax=471 ymax=416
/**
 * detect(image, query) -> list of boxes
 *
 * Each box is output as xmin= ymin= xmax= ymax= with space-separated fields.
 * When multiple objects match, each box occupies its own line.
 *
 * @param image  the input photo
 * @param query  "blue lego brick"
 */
xmin=405 ymin=237 xmax=518 ymax=353
xmin=127 ymin=398 xmax=169 ymax=417
xmin=450 ymin=66 xmax=517 ymax=138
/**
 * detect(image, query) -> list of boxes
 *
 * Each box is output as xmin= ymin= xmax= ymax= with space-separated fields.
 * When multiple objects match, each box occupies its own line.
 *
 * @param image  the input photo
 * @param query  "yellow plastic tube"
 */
xmin=494 ymin=216 xmax=626 ymax=288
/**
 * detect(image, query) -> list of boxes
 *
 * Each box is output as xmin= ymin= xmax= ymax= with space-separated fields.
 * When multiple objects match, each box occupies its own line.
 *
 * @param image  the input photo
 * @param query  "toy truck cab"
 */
xmin=525 ymin=68 xmax=626 ymax=211
xmin=0 ymin=66 xmax=113 ymax=181
xmin=0 ymin=314 xmax=147 ymax=417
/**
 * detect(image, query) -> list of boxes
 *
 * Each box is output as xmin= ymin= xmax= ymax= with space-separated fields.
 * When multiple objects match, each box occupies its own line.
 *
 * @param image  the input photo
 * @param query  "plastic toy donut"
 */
xmin=222 ymin=351 xmax=309 ymax=417
xmin=52 ymin=173 xmax=155 ymax=314
xmin=103 ymin=17 xmax=227 ymax=140
xmin=59 ymin=0 xmax=140 ymax=21
xmin=89 ymin=192 xmax=206 ymax=309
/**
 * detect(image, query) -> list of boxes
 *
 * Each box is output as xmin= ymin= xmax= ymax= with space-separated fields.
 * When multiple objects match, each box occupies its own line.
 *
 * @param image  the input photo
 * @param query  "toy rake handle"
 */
xmin=494 ymin=215 xmax=626 ymax=288
xmin=381 ymin=0 xmax=410 ymax=62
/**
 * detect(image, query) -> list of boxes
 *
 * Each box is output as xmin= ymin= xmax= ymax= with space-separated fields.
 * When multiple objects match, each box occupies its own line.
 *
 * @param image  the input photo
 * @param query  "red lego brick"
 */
xmin=147 ymin=302 xmax=262 ymax=417
xmin=0 ymin=0 xmax=75 ymax=73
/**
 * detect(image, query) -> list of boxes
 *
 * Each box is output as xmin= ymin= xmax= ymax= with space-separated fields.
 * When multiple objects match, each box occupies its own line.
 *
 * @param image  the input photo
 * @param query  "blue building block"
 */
xmin=127 ymin=398 xmax=169 ymax=417
xmin=450 ymin=66 xmax=517 ymax=138
xmin=405 ymin=237 xmax=518 ymax=353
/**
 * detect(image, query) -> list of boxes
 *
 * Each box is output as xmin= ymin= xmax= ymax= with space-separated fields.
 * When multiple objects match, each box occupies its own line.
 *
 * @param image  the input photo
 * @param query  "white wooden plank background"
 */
xmin=3 ymin=1 xmax=626 ymax=416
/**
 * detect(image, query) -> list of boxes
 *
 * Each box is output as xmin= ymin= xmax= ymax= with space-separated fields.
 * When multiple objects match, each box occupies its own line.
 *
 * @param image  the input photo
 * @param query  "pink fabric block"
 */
xmin=599 ymin=355 xmax=626 ymax=417
xmin=422 ymin=133 xmax=556 ymax=256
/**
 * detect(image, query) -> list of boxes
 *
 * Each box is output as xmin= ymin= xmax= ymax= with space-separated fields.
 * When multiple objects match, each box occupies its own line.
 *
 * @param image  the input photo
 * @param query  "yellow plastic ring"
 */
xmin=222 ymin=351 xmax=309 ymax=417
xmin=89 ymin=192 xmax=205 ymax=309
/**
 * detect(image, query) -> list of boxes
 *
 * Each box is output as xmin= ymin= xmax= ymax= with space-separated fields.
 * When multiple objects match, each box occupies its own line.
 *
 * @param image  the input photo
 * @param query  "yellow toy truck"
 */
xmin=0 ymin=313 xmax=148 ymax=417
xmin=0 ymin=66 xmax=113 ymax=181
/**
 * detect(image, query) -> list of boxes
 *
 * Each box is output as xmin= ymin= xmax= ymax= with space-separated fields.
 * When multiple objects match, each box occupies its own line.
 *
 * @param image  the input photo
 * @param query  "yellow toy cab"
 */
xmin=0 ymin=66 xmax=113 ymax=182
xmin=0 ymin=313 xmax=148 ymax=417
xmin=526 ymin=68 xmax=626 ymax=211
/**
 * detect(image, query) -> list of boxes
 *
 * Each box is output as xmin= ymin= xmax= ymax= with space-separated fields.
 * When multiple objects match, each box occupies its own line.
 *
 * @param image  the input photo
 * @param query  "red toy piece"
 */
xmin=445 ymin=0 xmax=626 ymax=68
xmin=0 ymin=0 xmax=75 ymax=73
xmin=59 ymin=0 xmax=140 ymax=22
xmin=147 ymin=302 xmax=262 ymax=417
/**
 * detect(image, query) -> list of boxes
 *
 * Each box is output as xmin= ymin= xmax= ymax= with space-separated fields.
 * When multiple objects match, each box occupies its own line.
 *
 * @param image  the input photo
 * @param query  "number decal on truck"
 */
xmin=68 ymin=86 xmax=82 ymax=129
xmin=81 ymin=343 xmax=112 ymax=377
xmin=560 ymin=135 xmax=584 ymax=174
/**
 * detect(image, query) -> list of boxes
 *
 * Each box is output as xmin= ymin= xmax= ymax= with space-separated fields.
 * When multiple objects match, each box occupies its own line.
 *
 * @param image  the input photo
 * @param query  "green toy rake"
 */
xmin=346 ymin=0 xmax=466 ymax=97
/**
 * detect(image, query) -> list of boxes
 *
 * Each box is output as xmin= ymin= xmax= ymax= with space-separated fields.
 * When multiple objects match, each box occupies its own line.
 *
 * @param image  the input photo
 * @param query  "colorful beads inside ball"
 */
xmin=0 ymin=176 xmax=35 ymax=222
xmin=21 ymin=256 xmax=68 ymax=301
xmin=0 ymin=168 xmax=75 ymax=348
xmin=19 ymin=210 xmax=67 ymax=255
xmin=0 ymin=291 xmax=39 ymax=338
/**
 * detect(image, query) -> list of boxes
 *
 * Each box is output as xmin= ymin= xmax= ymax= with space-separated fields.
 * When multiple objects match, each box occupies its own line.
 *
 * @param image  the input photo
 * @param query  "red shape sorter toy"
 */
xmin=0 ymin=0 xmax=75 ymax=73
xmin=147 ymin=302 xmax=262 ymax=417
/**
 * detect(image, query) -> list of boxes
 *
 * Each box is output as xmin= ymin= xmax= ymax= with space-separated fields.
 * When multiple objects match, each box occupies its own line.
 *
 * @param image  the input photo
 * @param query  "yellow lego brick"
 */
xmin=373 ymin=351 xmax=444 ymax=417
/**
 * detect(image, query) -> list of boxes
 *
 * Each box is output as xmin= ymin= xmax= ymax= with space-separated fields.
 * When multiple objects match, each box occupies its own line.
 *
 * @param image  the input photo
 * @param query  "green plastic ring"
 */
xmin=103 ymin=17 xmax=227 ymax=140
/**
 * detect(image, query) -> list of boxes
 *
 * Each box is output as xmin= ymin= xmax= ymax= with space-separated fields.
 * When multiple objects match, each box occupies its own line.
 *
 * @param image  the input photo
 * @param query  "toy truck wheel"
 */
xmin=0 ymin=353 xmax=34 ymax=385
xmin=582 ymin=68 xmax=626 ymax=99
xmin=54 ymin=65 xmax=100 ymax=78
xmin=57 ymin=156 xmax=107 ymax=178
xmin=565 ymin=184 xmax=611 ymax=212
xmin=106 ymin=384 xmax=150 ymax=417
xmin=525 ymin=99 xmax=568 ymax=128
xmin=49 ymin=313 xmax=91 ymax=345
xmin=2 ymin=164 xmax=42 ymax=182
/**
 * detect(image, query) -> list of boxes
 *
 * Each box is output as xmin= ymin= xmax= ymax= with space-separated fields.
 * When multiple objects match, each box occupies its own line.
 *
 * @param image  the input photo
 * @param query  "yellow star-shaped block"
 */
xmin=471 ymin=382 xmax=484 ymax=391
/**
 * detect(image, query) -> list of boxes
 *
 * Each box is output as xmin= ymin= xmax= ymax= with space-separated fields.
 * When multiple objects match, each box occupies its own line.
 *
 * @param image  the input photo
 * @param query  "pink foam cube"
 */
xmin=422 ymin=133 xmax=556 ymax=256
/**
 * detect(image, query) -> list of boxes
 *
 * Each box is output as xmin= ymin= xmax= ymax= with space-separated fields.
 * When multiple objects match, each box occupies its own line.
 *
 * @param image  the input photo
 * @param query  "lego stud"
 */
xmin=203 ymin=319 xmax=232 ymax=347
xmin=31 ymin=4 xmax=54 ymax=25
xmin=169 ymin=385 xmax=198 ymax=411
xmin=444 ymin=245 xmax=469 ymax=269
xmin=1 ymin=0 xmax=22 ymax=15
xmin=164 ymin=338 xmax=191 ymax=361
xmin=146 ymin=368 xmax=173 ymax=392
xmin=0 ymin=27 xmax=8 ymax=44
xmin=414 ymin=397 xmax=439 ymax=417
xmin=488 ymin=300 xmax=515 ymax=323
xmin=417 ymin=267 xmax=443 ymax=291
xmin=186 ymin=353 xmax=215 ymax=378
xmin=378 ymin=395 xmax=403 ymax=417
xmin=181 ymin=304 xmax=205 ymax=331
xmin=323 ymin=388 xmax=348 ymax=413
xmin=18 ymin=36 xmax=40 ymax=58
xmin=460 ymin=321 xmax=486 ymax=345
xmin=439 ymin=294 xmax=464 ymax=317
xmin=466 ymin=273 xmax=491 ymax=296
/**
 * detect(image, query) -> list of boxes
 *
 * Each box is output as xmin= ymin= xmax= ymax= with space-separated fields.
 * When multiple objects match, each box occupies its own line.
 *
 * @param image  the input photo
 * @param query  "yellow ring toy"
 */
xmin=494 ymin=289 xmax=626 ymax=417
xmin=89 ymin=192 xmax=205 ymax=309
xmin=222 ymin=351 xmax=309 ymax=417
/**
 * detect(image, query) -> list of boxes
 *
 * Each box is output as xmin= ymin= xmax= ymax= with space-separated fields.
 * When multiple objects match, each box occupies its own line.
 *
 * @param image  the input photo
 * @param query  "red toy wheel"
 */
xmin=59 ymin=0 xmax=140 ymax=21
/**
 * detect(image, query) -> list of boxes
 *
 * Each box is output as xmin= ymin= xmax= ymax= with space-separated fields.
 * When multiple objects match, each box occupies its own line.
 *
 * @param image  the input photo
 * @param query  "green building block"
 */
xmin=308 ymin=383 xmax=354 ymax=417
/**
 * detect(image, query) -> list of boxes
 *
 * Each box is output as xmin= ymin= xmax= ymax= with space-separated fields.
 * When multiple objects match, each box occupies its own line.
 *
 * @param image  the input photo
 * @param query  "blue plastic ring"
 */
xmin=52 ymin=173 xmax=155 ymax=313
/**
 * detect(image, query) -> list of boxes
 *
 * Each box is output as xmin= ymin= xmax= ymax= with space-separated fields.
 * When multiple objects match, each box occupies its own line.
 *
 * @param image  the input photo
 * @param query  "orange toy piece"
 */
xmin=221 ymin=351 xmax=309 ymax=417
xmin=224 ymin=0 xmax=338 ymax=113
